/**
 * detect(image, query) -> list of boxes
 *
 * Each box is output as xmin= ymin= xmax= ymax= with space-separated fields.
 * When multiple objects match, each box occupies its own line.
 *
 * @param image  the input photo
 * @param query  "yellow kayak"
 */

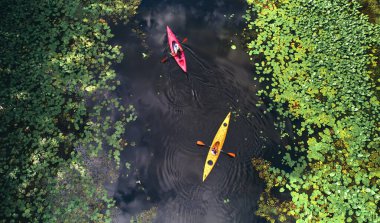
xmin=202 ymin=112 xmax=231 ymax=181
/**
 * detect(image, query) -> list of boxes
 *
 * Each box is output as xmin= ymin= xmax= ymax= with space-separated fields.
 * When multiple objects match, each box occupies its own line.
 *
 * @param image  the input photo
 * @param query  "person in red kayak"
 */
xmin=211 ymin=142 xmax=220 ymax=155
xmin=171 ymin=42 xmax=182 ymax=58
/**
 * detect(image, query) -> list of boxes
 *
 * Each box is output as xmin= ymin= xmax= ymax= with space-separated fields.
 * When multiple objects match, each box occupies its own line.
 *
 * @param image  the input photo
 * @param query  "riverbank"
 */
xmin=244 ymin=0 xmax=380 ymax=222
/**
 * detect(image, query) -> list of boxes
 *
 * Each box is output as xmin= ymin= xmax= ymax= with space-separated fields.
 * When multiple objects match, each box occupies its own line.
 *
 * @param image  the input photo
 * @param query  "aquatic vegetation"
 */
xmin=0 ymin=0 xmax=140 ymax=221
xmin=245 ymin=0 xmax=380 ymax=222
xmin=359 ymin=0 xmax=380 ymax=24
xmin=130 ymin=206 xmax=158 ymax=223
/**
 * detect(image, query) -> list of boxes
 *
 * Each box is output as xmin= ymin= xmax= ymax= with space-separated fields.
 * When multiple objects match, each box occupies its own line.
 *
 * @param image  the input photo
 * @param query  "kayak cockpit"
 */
xmin=171 ymin=41 xmax=182 ymax=59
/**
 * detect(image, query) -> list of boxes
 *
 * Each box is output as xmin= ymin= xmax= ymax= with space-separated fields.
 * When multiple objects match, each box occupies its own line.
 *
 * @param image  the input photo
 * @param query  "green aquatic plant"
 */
xmin=130 ymin=206 xmax=158 ymax=223
xmin=359 ymin=0 xmax=380 ymax=24
xmin=0 ymin=0 xmax=140 ymax=222
xmin=244 ymin=0 xmax=380 ymax=222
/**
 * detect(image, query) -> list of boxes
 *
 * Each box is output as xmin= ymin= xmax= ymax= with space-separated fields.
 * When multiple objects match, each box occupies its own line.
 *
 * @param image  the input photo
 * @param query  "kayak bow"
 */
xmin=202 ymin=112 xmax=231 ymax=181
xmin=166 ymin=26 xmax=187 ymax=73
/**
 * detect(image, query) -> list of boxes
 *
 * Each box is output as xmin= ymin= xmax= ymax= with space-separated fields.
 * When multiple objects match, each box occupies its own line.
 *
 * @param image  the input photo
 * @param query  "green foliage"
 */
xmin=359 ymin=0 xmax=380 ymax=24
xmin=0 ymin=0 xmax=140 ymax=222
xmin=130 ymin=207 xmax=158 ymax=223
xmin=43 ymin=151 xmax=118 ymax=222
xmin=245 ymin=0 xmax=380 ymax=222
xmin=252 ymin=158 xmax=296 ymax=222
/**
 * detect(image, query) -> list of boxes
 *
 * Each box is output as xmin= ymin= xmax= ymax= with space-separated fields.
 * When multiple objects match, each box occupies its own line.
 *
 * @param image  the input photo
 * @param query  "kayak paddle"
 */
xmin=196 ymin=140 xmax=236 ymax=158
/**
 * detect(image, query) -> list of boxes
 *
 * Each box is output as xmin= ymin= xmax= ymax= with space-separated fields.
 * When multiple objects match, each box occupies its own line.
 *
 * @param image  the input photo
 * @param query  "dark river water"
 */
xmin=109 ymin=0 xmax=282 ymax=222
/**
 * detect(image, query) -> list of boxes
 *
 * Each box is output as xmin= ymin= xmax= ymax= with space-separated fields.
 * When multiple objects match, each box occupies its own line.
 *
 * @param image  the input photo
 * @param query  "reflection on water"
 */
xmin=109 ymin=0 xmax=282 ymax=222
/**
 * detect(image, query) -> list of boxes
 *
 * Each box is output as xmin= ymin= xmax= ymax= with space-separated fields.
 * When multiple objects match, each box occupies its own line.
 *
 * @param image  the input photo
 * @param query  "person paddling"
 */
xmin=211 ymin=142 xmax=220 ymax=155
xmin=172 ymin=42 xmax=182 ymax=57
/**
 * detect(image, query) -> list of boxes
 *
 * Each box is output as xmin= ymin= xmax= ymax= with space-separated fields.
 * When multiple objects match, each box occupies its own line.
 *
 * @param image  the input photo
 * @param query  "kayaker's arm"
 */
xmin=196 ymin=140 xmax=236 ymax=158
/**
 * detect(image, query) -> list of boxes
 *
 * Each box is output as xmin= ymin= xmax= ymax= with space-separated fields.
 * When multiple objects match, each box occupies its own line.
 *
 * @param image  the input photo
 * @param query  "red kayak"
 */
xmin=166 ymin=26 xmax=187 ymax=73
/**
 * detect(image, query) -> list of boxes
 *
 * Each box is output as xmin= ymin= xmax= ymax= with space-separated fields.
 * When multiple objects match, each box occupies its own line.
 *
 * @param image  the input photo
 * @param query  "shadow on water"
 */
xmin=109 ymin=0 xmax=283 ymax=222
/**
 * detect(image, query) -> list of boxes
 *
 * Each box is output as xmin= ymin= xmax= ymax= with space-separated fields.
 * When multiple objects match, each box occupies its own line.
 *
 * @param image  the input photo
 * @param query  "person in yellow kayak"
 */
xmin=211 ymin=141 xmax=220 ymax=155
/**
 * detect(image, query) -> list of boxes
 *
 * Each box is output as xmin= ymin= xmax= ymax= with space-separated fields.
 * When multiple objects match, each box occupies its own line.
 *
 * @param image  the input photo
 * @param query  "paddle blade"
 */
xmin=161 ymin=57 xmax=168 ymax=63
xmin=227 ymin=153 xmax=236 ymax=158
xmin=182 ymin=38 xmax=188 ymax=43
xmin=196 ymin=141 xmax=206 ymax=146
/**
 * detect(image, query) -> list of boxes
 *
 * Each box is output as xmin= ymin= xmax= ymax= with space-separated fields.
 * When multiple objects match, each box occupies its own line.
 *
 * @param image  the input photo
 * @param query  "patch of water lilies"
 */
xmin=245 ymin=0 xmax=380 ymax=222
xmin=0 ymin=0 xmax=140 ymax=221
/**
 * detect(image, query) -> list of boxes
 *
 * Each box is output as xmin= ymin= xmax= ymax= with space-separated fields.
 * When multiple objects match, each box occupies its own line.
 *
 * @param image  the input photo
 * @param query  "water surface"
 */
xmin=109 ymin=0 xmax=282 ymax=222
